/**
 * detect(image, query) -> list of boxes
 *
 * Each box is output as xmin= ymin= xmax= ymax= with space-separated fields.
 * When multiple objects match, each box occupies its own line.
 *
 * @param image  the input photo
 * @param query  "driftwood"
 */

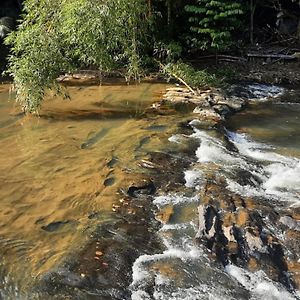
xmin=157 ymin=61 xmax=197 ymax=95
xmin=190 ymin=55 xmax=247 ymax=63
xmin=247 ymin=53 xmax=298 ymax=60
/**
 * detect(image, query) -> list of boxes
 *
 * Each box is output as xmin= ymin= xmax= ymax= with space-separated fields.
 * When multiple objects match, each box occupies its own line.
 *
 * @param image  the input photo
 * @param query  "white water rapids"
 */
xmin=130 ymin=84 xmax=300 ymax=300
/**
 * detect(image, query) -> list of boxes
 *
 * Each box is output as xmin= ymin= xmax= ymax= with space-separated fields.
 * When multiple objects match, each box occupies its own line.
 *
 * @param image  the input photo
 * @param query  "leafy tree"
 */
xmin=5 ymin=0 xmax=147 ymax=112
xmin=185 ymin=0 xmax=244 ymax=51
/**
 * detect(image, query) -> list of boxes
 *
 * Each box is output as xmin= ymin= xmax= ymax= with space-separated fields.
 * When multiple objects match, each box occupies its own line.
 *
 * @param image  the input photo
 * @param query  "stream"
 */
xmin=0 ymin=82 xmax=299 ymax=299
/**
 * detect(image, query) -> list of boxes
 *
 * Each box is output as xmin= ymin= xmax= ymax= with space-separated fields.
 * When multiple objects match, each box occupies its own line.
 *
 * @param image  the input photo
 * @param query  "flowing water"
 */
xmin=0 ymin=83 xmax=179 ymax=298
xmin=130 ymin=84 xmax=300 ymax=300
xmin=0 ymin=82 xmax=300 ymax=299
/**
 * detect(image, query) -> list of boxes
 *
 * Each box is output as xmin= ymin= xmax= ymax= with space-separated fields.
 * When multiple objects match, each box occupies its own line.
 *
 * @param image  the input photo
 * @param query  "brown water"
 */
xmin=0 ymin=83 xmax=177 ymax=292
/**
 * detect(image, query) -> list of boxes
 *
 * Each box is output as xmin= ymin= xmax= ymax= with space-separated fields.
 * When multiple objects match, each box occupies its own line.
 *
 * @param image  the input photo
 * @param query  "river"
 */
xmin=0 ymin=82 xmax=299 ymax=299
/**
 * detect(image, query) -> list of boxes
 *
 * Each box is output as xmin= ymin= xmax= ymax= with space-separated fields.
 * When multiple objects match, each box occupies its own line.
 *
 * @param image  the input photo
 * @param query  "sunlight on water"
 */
xmin=0 ymin=83 xmax=171 ymax=293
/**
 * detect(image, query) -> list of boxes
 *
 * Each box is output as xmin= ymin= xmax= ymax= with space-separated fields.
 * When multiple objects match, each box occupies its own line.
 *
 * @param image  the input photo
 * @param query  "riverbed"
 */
xmin=0 ymin=82 xmax=299 ymax=299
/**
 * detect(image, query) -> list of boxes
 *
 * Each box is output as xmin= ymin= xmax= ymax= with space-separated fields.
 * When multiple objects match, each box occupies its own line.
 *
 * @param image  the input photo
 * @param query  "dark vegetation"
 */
xmin=1 ymin=0 xmax=300 ymax=111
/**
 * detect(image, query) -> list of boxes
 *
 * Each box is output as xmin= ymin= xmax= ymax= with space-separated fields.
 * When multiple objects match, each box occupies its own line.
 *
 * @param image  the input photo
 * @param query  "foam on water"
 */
xmin=130 ymin=246 xmax=202 ymax=287
xmin=153 ymin=195 xmax=199 ymax=207
xmin=131 ymin=108 xmax=299 ymax=299
xmin=225 ymin=264 xmax=299 ymax=300
xmin=229 ymin=83 xmax=285 ymax=101
xmin=192 ymin=129 xmax=243 ymax=165
xmin=130 ymin=244 xmax=241 ymax=300
xmin=152 ymin=285 xmax=238 ymax=300
xmin=226 ymin=130 xmax=300 ymax=203
xmin=184 ymin=169 xmax=203 ymax=189
xmin=168 ymin=134 xmax=183 ymax=144
xmin=245 ymin=83 xmax=284 ymax=100
xmin=130 ymin=191 xmax=206 ymax=299
xmin=188 ymin=123 xmax=300 ymax=203
xmin=159 ymin=222 xmax=195 ymax=232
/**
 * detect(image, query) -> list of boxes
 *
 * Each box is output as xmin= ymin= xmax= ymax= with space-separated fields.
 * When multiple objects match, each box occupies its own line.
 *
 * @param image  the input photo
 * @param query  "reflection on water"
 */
xmin=0 ymin=83 xmax=174 ymax=293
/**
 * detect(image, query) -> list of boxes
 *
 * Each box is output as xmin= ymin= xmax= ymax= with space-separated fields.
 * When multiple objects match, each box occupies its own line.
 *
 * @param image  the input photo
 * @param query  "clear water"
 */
xmin=0 ymin=83 xmax=176 ymax=297
xmin=1 ymin=82 xmax=300 ymax=299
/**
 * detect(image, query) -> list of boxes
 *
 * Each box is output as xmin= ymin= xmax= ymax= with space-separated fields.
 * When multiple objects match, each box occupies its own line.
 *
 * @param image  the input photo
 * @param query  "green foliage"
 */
xmin=153 ymin=41 xmax=182 ymax=63
xmin=185 ymin=0 xmax=244 ymax=51
xmin=5 ymin=0 xmax=147 ymax=112
xmin=162 ymin=61 xmax=221 ymax=88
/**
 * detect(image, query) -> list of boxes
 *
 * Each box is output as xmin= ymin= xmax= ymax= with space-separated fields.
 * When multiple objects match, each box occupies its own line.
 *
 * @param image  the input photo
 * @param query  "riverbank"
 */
xmin=53 ymin=59 xmax=300 ymax=88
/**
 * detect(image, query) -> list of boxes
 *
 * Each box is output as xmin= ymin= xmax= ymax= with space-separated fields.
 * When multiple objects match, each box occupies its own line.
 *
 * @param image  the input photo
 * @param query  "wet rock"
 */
xmin=135 ymin=136 xmax=150 ymax=152
xmin=127 ymin=181 xmax=156 ymax=198
xmin=138 ymin=159 xmax=158 ymax=169
xmin=287 ymin=261 xmax=300 ymax=289
xmin=268 ymin=242 xmax=295 ymax=291
xmin=193 ymin=107 xmax=223 ymax=123
xmin=160 ymin=87 xmax=248 ymax=126
xmin=104 ymin=177 xmax=115 ymax=187
xmin=107 ymin=156 xmax=118 ymax=168
xmin=217 ymin=96 xmax=246 ymax=112
xmin=41 ymin=221 xmax=74 ymax=232
xmin=232 ymin=225 xmax=249 ymax=266
xmin=280 ymin=216 xmax=300 ymax=232
xmin=235 ymin=169 xmax=262 ymax=187
xmin=196 ymin=177 xmax=297 ymax=292
xmin=88 ymin=212 xmax=101 ymax=219
xmin=213 ymin=104 xmax=232 ymax=117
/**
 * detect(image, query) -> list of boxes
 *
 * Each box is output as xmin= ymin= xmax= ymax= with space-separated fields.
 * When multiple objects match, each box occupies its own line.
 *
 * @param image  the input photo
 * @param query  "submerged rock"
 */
xmin=80 ymin=128 xmax=110 ymax=149
xmin=41 ymin=220 xmax=76 ymax=232
xmin=127 ymin=181 xmax=156 ymax=198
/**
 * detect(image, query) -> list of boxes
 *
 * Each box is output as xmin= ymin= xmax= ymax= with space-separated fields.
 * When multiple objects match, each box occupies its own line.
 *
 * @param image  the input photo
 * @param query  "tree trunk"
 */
xmin=166 ymin=0 xmax=172 ymax=37
xmin=297 ymin=19 xmax=300 ymax=43
xmin=148 ymin=0 xmax=152 ymax=18
xmin=250 ymin=0 xmax=256 ymax=45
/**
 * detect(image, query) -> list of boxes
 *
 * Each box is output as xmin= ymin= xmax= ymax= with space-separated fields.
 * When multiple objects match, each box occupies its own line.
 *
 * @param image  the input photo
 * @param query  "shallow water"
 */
xmin=0 ymin=83 xmax=177 ymax=296
xmin=1 ymin=82 xmax=300 ymax=299
xmin=227 ymin=99 xmax=300 ymax=158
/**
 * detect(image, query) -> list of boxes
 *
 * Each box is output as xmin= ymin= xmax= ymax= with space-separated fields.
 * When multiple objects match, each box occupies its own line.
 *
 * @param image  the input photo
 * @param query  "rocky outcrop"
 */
xmin=159 ymin=87 xmax=247 ymax=125
xmin=196 ymin=175 xmax=300 ymax=292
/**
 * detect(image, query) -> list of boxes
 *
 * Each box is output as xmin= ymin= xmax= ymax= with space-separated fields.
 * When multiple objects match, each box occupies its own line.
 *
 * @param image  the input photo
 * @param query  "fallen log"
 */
xmin=247 ymin=53 xmax=298 ymax=60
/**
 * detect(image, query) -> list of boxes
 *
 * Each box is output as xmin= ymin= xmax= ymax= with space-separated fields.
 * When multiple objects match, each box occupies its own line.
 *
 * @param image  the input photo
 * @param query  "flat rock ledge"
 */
xmin=160 ymin=87 xmax=247 ymax=125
